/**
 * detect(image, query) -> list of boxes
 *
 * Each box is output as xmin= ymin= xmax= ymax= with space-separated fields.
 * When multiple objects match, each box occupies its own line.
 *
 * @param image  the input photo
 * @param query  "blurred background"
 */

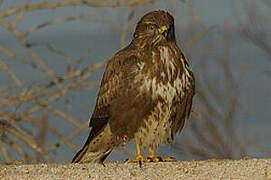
xmin=0 ymin=0 xmax=270 ymax=164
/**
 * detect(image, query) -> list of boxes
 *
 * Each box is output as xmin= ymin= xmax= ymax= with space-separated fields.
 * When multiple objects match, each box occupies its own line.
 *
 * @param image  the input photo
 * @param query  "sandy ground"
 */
xmin=0 ymin=158 xmax=270 ymax=180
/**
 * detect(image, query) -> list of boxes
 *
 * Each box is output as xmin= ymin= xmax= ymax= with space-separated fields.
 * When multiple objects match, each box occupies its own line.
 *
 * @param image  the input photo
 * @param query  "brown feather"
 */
xmin=72 ymin=10 xmax=195 ymax=163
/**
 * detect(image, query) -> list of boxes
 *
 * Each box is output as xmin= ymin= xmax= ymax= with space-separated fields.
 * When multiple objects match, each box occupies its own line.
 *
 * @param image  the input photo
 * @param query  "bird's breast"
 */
xmin=135 ymin=46 xmax=186 ymax=102
xmin=133 ymin=45 xmax=193 ymax=148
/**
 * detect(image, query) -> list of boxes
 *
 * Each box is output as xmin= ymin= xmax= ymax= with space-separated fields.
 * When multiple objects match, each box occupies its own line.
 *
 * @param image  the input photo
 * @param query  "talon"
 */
xmin=147 ymin=157 xmax=153 ymax=162
xmin=147 ymin=156 xmax=160 ymax=162
xmin=148 ymin=146 xmax=175 ymax=162
xmin=147 ymin=156 xmax=175 ymax=162
xmin=161 ymin=156 xmax=175 ymax=162
xmin=157 ymin=156 xmax=163 ymax=162
xmin=125 ymin=142 xmax=175 ymax=165
xmin=126 ymin=155 xmax=150 ymax=163
xmin=125 ymin=141 xmax=150 ymax=165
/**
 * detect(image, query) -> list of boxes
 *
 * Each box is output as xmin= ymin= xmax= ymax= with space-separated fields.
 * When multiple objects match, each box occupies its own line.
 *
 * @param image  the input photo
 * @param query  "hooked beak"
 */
xmin=159 ymin=24 xmax=175 ymax=42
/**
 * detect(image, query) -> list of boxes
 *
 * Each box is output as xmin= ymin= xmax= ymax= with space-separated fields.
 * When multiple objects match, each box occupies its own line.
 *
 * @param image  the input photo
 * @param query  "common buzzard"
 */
xmin=72 ymin=10 xmax=195 ymax=164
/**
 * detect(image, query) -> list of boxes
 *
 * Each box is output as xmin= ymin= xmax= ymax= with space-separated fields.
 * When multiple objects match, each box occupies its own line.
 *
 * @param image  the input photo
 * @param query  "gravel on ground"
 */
xmin=0 ymin=158 xmax=270 ymax=180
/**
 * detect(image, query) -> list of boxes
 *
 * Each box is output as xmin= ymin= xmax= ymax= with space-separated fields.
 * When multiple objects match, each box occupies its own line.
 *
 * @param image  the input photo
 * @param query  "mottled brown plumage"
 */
xmin=72 ymin=10 xmax=195 ymax=163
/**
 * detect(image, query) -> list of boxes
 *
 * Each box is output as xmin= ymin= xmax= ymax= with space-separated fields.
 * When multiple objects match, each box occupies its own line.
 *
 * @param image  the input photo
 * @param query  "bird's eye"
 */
xmin=148 ymin=24 xmax=156 ymax=30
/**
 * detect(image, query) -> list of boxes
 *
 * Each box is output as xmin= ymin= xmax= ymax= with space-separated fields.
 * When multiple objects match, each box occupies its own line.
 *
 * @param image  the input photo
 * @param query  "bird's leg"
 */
xmin=147 ymin=146 xmax=175 ymax=162
xmin=147 ymin=146 xmax=161 ymax=162
xmin=126 ymin=141 xmax=149 ymax=164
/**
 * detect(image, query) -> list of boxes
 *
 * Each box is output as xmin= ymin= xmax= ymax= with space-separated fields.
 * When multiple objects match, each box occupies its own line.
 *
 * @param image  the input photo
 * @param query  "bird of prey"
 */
xmin=72 ymin=10 xmax=195 ymax=164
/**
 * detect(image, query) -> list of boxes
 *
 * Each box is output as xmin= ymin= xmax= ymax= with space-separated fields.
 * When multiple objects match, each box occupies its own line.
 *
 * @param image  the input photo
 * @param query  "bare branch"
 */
xmin=0 ymin=0 xmax=156 ymax=19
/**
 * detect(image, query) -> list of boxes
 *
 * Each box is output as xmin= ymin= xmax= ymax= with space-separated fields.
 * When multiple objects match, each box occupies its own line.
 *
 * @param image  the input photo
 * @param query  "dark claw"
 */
xmin=147 ymin=157 xmax=153 ymax=162
xmin=157 ymin=156 xmax=163 ymax=162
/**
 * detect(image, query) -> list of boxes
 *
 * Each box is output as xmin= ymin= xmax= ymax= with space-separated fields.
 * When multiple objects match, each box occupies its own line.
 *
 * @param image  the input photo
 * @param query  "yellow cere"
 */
xmin=160 ymin=25 xmax=168 ymax=32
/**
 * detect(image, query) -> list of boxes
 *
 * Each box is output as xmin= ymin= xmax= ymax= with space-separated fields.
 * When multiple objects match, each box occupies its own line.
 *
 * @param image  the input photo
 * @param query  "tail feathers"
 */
xmin=72 ymin=134 xmax=112 ymax=163
xmin=71 ymin=143 xmax=89 ymax=163
xmin=72 ymin=124 xmax=114 ymax=163
xmin=72 ymin=144 xmax=111 ymax=163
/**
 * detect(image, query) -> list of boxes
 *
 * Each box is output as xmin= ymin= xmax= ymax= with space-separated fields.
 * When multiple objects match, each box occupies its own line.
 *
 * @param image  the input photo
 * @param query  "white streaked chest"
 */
xmin=133 ymin=46 xmax=193 ymax=147
xmin=135 ymin=46 xmax=185 ymax=102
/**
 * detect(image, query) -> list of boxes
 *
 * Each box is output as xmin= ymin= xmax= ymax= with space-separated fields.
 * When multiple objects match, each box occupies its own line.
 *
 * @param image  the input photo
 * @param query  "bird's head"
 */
xmin=133 ymin=10 xmax=176 ymax=45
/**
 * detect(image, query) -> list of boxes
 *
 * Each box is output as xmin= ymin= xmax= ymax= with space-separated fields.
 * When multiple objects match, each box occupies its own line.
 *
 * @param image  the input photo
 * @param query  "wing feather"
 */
xmin=170 ymin=56 xmax=195 ymax=137
xmin=87 ymin=49 xmax=149 ymax=141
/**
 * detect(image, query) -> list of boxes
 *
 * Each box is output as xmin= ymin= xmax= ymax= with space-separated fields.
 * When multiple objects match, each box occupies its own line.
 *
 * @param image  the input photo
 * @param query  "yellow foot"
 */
xmin=147 ymin=156 xmax=175 ymax=162
xmin=126 ymin=155 xmax=150 ymax=163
